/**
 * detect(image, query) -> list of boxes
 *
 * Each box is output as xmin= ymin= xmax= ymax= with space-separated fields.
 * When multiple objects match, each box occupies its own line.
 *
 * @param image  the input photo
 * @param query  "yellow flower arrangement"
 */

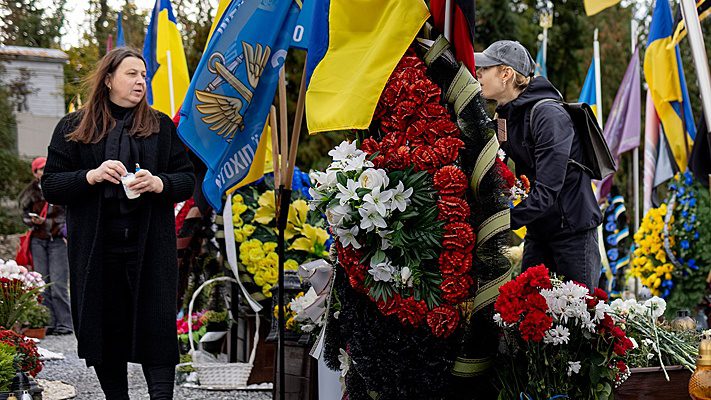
xmin=273 ymin=291 xmax=303 ymax=332
xmin=231 ymin=194 xmax=255 ymax=243
xmin=631 ymin=204 xmax=675 ymax=295
xmin=239 ymin=239 xmax=299 ymax=298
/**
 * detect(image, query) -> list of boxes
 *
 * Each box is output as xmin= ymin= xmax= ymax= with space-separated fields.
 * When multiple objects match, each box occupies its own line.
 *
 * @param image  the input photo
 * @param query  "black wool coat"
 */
xmin=41 ymin=111 xmax=195 ymax=366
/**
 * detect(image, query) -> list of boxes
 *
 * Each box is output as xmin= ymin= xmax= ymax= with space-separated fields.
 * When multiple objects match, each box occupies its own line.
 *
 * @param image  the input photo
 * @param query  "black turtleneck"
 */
xmin=109 ymin=101 xmax=134 ymax=120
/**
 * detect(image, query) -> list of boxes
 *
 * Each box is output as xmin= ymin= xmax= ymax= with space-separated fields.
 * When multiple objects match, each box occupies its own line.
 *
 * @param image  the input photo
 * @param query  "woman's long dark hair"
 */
xmin=66 ymin=47 xmax=159 ymax=143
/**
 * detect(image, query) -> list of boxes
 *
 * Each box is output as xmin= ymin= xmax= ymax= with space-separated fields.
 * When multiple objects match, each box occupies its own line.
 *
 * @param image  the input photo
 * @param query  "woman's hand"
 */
xmin=127 ymin=169 xmax=164 ymax=194
xmin=87 ymin=160 xmax=127 ymax=185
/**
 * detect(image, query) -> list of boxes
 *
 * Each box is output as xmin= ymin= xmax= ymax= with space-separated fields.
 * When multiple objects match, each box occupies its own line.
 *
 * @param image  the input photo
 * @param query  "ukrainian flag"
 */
xmin=644 ymin=0 xmax=696 ymax=170
xmin=143 ymin=0 xmax=190 ymax=117
xmin=578 ymin=61 xmax=598 ymax=118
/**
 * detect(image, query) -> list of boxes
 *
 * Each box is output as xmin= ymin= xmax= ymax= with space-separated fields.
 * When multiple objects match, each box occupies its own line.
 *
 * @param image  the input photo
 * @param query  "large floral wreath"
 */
xmin=310 ymin=51 xmax=474 ymax=338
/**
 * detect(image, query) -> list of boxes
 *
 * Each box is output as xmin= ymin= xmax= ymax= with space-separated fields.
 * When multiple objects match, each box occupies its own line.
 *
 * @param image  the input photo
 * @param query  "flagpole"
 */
xmin=631 ymin=19 xmax=640 ymax=233
xmin=444 ymin=0 xmax=453 ymax=40
xmin=680 ymin=0 xmax=711 ymax=132
xmin=167 ymin=50 xmax=176 ymax=117
xmin=593 ymin=28 xmax=603 ymax=128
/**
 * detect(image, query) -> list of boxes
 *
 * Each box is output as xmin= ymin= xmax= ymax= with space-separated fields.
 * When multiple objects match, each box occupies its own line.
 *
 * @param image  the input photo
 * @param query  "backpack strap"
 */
xmin=528 ymin=99 xmax=595 ymax=176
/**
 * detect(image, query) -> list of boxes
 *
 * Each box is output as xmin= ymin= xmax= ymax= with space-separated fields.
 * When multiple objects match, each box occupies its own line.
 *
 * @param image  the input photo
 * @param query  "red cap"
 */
xmin=31 ymin=157 xmax=46 ymax=172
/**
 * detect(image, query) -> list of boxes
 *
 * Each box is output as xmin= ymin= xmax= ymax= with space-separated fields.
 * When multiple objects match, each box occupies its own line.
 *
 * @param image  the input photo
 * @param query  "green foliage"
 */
xmin=0 ymin=0 xmax=66 ymax=48
xmin=20 ymin=303 xmax=50 ymax=329
xmin=0 ymin=342 xmax=14 ymax=392
xmin=202 ymin=310 xmax=229 ymax=324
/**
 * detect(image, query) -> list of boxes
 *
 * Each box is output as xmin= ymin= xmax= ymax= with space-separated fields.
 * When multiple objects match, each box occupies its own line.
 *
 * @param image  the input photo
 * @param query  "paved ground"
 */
xmin=36 ymin=334 xmax=272 ymax=400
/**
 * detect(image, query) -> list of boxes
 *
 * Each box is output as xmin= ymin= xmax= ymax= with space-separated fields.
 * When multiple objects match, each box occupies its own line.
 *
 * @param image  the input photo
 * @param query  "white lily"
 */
xmin=336 ymin=179 xmax=361 ymax=206
xmin=390 ymin=181 xmax=413 ymax=212
xmin=358 ymin=203 xmax=387 ymax=232
xmin=336 ymin=226 xmax=361 ymax=249
xmin=362 ymin=187 xmax=393 ymax=217
xmin=329 ymin=141 xmax=359 ymax=161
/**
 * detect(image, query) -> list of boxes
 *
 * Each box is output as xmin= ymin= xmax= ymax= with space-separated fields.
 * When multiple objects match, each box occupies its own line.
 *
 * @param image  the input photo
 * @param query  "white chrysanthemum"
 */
xmin=644 ymin=296 xmax=667 ymax=319
xmin=593 ymin=300 xmax=611 ymax=322
xmin=567 ymin=361 xmax=581 ymax=376
xmin=543 ymin=325 xmax=571 ymax=345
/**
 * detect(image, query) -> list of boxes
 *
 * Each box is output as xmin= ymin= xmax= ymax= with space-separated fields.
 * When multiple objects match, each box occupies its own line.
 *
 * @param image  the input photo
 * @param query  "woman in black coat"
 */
xmin=42 ymin=47 xmax=195 ymax=399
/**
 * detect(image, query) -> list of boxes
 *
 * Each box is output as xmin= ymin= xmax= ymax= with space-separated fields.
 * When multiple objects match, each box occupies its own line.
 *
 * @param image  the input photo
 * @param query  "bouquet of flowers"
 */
xmin=494 ymin=265 xmax=635 ymax=399
xmin=609 ymin=297 xmax=697 ymax=373
xmin=0 ymin=329 xmax=42 ymax=377
xmin=225 ymin=170 xmax=331 ymax=300
xmin=0 ymin=259 xmax=45 ymax=329
xmin=176 ymin=310 xmax=207 ymax=350
xmin=310 ymin=136 xmax=471 ymax=337
xmin=631 ymin=172 xmax=711 ymax=315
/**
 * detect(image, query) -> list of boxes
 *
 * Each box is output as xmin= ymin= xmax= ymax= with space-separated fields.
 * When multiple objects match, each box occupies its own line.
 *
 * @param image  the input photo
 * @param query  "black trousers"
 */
xmin=522 ymin=227 xmax=601 ymax=289
xmin=98 ymin=239 xmax=175 ymax=399
xmin=95 ymin=362 xmax=175 ymax=400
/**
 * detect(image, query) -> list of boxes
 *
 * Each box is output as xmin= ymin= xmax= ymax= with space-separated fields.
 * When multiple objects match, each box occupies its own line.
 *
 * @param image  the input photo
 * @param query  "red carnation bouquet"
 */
xmin=494 ymin=265 xmax=634 ymax=399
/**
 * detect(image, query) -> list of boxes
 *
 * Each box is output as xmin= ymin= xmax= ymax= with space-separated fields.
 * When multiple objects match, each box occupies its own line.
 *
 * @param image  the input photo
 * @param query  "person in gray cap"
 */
xmin=475 ymin=40 xmax=602 ymax=289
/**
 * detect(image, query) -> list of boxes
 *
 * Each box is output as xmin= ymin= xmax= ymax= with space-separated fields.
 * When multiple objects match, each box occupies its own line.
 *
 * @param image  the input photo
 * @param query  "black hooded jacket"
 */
xmin=497 ymin=76 xmax=602 ymax=235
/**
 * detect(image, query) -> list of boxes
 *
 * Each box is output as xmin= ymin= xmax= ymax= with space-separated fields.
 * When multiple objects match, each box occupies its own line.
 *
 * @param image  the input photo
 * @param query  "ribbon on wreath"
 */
xmin=298 ymin=259 xmax=336 ymax=359
xmin=520 ymin=394 xmax=569 ymax=400
xmin=422 ymin=34 xmax=513 ymax=378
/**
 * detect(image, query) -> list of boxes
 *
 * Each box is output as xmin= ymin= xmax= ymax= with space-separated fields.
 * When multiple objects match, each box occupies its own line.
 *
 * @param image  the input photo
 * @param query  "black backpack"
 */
xmin=530 ymin=99 xmax=617 ymax=180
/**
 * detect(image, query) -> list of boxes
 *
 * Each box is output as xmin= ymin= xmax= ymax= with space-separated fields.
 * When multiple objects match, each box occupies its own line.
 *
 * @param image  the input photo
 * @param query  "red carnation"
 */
xmin=406 ymin=119 xmax=436 ymax=146
xmin=434 ymin=166 xmax=468 ymax=197
xmin=378 ymin=295 xmax=400 ymax=317
xmin=440 ymin=274 xmax=474 ymax=303
xmin=525 ymin=293 xmax=549 ymax=313
xmin=442 ymin=222 xmax=475 ymax=253
xmin=496 ymin=158 xmax=516 ymax=189
xmin=616 ymin=360 xmax=628 ymax=373
xmin=411 ymin=145 xmax=441 ymax=173
xmin=427 ymin=305 xmax=460 ymax=338
xmin=519 ymin=310 xmax=552 ymax=342
xmin=434 ymin=137 xmax=464 ymax=165
xmin=592 ymin=287 xmax=609 ymax=302
xmin=360 ymin=138 xmax=380 ymax=155
xmin=439 ymin=250 xmax=473 ymax=276
xmin=396 ymin=296 xmax=428 ymax=327
xmin=495 ymin=279 xmax=525 ymax=324
xmin=437 ymin=196 xmax=471 ymax=223
xmin=517 ymin=264 xmax=553 ymax=293
xmin=418 ymin=102 xmax=450 ymax=122
xmin=384 ymin=146 xmax=412 ymax=170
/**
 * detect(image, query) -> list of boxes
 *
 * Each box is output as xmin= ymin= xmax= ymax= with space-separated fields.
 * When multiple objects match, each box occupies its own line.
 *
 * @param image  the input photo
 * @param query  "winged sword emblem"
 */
xmin=194 ymin=43 xmax=271 ymax=142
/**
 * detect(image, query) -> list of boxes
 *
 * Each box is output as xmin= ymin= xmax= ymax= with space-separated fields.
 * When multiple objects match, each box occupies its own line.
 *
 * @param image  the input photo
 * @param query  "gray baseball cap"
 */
xmin=474 ymin=40 xmax=536 ymax=77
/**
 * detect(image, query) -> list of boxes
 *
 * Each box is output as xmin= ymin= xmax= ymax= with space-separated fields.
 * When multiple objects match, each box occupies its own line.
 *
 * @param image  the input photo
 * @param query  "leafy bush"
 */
xmin=0 ymin=342 xmax=14 ymax=392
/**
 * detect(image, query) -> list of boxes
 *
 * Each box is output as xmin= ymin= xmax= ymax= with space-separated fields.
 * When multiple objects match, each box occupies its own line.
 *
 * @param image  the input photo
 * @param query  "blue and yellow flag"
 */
xmin=305 ymin=0 xmax=430 ymax=134
xmin=578 ymin=61 xmax=598 ymax=118
xmin=644 ymin=0 xmax=696 ymax=170
xmin=177 ymin=0 xmax=299 ymax=211
xmin=143 ymin=0 xmax=190 ymax=117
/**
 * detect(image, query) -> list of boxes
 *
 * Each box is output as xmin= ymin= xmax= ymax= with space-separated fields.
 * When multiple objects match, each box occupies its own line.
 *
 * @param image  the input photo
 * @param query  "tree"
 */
xmin=0 ymin=0 xmax=66 ymax=48
xmin=174 ymin=0 xmax=216 ymax=76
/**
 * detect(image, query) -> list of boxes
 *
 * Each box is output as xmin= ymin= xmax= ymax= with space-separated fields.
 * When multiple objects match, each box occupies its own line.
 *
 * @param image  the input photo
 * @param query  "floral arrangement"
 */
xmin=494 ymin=265 xmax=634 ymax=399
xmin=176 ymin=310 xmax=207 ymax=349
xmin=310 ymin=51 xmax=476 ymax=338
xmin=226 ymin=171 xmax=331 ymax=299
xmin=274 ymin=291 xmax=304 ymax=333
xmin=0 ymin=329 xmax=42 ymax=377
xmin=609 ymin=297 xmax=697 ymax=372
xmin=0 ymin=259 xmax=45 ymax=329
xmin=495 ymin=153 xmax=530 ymax=206
xmin=631 ymin=172 xmax=711 ymax=315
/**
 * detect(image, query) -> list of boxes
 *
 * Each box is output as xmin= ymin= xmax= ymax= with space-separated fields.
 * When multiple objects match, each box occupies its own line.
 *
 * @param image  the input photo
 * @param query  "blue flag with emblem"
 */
xmin=178 ymin=0 xmax=300 ymax=211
